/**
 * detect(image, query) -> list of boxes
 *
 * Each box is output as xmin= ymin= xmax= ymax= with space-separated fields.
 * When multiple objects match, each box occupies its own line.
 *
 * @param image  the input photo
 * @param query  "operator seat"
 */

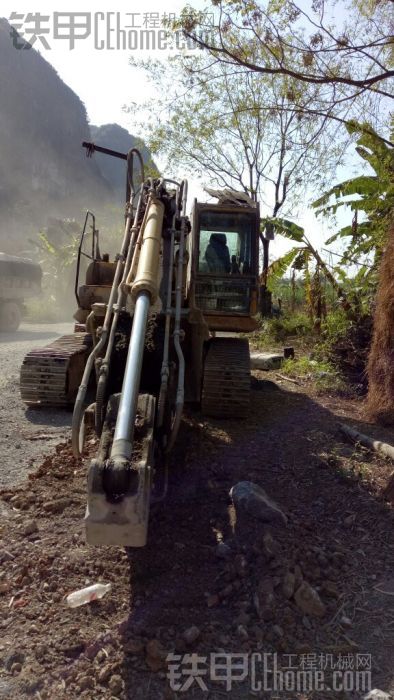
xmin=205 ymin=233 xmax=231 ymax=273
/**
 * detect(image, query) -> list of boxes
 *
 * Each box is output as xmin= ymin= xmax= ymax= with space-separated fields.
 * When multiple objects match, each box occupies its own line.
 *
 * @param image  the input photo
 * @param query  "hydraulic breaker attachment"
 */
xmin=85 ymin=393 xmax=156 ymax=546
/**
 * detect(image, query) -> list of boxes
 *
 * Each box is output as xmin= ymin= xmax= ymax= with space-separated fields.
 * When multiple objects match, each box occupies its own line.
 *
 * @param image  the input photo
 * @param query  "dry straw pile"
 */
xmin=367 ymin=224 xmax=394 ymax=425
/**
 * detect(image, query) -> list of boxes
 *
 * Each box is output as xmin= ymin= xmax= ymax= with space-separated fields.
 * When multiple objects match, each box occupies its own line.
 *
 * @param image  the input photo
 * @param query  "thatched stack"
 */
xmin=367 ymin=225 xmax=394 ymax=425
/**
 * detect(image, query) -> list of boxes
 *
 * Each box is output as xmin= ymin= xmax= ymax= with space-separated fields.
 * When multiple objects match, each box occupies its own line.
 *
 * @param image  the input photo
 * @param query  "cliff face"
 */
xmin=0 ymin=18 xmax=159 ymax=253
xmin=0 ymin=18 xmax=112 ymax=251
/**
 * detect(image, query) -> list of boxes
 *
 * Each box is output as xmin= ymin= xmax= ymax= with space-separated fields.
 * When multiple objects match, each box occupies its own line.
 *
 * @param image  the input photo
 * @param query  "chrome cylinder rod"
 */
xmin=110 ymin=290 xmax=151 ymax=461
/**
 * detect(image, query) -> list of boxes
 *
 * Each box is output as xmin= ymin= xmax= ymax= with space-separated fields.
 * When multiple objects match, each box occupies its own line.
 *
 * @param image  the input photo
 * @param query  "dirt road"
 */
xmin=0 ymin=369 xmax=393 ymax=699
xmin=0 ymin=322 xmax=73 ymax=489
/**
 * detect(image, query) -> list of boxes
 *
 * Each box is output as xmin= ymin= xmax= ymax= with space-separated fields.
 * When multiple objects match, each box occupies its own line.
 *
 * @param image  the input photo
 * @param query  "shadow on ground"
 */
xmin=116 ymin=377 xmax=393 ymax=699
xmin=25 ymin=406 xmax=72 ymax=428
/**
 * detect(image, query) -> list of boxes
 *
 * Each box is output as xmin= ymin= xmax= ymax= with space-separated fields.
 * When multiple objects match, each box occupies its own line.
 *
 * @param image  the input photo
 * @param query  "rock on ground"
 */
xmin=230 ymin=481 xmax=287 ymax=525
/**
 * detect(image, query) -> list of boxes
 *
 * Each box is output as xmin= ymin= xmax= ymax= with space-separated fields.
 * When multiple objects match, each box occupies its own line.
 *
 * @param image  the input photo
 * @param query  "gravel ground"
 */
xmin=0 ymin=371 xmax=393 ymax=700
xmin=0 ymin=322 xmax=74 ymax=489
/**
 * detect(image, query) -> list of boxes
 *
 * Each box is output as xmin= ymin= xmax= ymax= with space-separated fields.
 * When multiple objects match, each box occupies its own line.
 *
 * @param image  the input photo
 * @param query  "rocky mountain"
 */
xmin=0 ymin=18 xmax=156 ymax=253
xmin=90 ymin=124 xmax=159 ymax=205
xmin=0 ymin=18 xmax=112 ymax=250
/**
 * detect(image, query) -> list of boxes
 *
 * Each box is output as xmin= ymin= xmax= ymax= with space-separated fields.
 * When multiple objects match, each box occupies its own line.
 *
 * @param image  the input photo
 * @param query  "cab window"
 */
xmin=198 ymin=210 xmax=253 ymax=275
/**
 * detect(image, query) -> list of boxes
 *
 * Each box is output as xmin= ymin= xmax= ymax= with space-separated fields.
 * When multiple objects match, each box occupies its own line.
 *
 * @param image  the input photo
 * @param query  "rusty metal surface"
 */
xmin=78 ymin=285 xmax=112 ymax=310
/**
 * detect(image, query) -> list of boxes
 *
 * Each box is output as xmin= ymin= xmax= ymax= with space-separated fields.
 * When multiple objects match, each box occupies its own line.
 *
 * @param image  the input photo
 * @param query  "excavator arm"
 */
xmin=72 ymin=145 xmax=189 ymax=546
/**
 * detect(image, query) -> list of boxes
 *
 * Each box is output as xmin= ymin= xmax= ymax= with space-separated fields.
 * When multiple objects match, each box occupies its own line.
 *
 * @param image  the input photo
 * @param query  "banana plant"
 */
xmin=260 ymin=216 xmax=355 ymax=317
xmin=312 ymin=122 xmax=394 ymax=270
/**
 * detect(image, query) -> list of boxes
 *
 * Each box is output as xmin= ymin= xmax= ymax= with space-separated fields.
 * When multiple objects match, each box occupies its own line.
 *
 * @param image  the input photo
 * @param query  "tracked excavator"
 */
xmin=20 ymin=143 xmax=260 ymax=546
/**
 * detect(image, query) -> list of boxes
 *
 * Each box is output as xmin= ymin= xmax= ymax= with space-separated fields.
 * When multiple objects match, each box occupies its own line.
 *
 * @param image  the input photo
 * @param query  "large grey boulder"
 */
xmin=250 ymin=352 xmax=284 ymax=371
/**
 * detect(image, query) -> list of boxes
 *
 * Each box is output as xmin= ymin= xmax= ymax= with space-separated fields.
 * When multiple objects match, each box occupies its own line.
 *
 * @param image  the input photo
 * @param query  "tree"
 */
xmin=313 ymin=122 xmax=394 ymax=298
xmin=270 ymin=122 xmax=393 ymax=304
xmin=174 ymin=3 xmax=394 ymax=419
xmin=311 ymin=122 xmax=394 ymax=422
xmin=128 ymin=52 xmax=356 ymax=274
xmin=29 ymin=220 xmax=81 ymax=307
xmin=179 ymin=0 xmax=394 ymax=106
xmin=131 ymin=56 xmax=345 ymax=198
xmin=261 ymin=216 xmax=355 ymax=316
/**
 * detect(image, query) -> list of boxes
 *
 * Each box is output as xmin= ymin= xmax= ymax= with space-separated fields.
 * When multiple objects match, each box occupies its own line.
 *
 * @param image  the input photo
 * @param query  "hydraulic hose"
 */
xmin=167 ymin=180 xmax=188 ymax=451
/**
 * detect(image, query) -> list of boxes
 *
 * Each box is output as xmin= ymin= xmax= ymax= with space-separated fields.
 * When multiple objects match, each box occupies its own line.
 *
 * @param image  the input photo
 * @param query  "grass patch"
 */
xmin=252 ymin=308 xmax=369 ymax=393
xmin=282 ymin=355 xmax=349 ymax=395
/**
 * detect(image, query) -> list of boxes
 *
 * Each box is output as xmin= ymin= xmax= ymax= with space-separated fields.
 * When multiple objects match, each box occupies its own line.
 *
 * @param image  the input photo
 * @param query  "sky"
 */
xmin=1 ymin=0 xmax=358 ymax=262
xmin=2 ymin=0 xmax=204 ymax=126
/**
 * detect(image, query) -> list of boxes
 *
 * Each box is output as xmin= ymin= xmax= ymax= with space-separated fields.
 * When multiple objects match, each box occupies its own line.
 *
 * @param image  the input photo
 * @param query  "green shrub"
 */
xmin=261 ymin=312 xmax=314 ymax=342
xmin=320 ymin=309 xmax=352 ymax=346
xmin=282 ymin=355 xmax=348 ymax=394
xmin=314 ymin=309 xmax=372 ymax=387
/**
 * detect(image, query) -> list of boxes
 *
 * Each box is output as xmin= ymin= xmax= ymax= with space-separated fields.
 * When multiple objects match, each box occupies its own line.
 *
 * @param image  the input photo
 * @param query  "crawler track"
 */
xmin=20 ymin=333 xmax=92 ymax=406
xmin=202 ymin=337 xmax=250 ymax=418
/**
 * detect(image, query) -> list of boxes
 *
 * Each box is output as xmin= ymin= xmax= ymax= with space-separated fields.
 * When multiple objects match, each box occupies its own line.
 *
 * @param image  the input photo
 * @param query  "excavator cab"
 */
xmin=189 ymin=199 xmax=260 ymax=332
xmin=180 ymin=196 xmax=260 ymax=418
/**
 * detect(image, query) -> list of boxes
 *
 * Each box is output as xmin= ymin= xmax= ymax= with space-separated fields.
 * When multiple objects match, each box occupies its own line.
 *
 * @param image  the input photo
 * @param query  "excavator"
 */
xmin=20 ymin=143 xmax=260 ymax=547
